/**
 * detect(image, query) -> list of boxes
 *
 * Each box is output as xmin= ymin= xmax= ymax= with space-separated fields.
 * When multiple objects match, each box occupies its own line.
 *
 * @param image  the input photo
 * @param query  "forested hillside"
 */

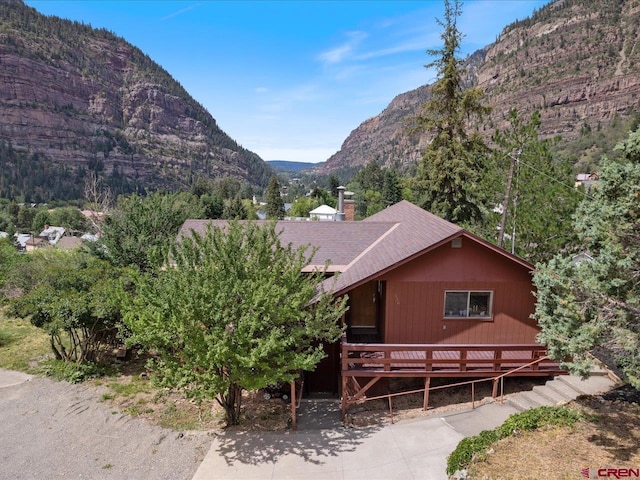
xmin=0 ymin=0 xmax=272 ymax=201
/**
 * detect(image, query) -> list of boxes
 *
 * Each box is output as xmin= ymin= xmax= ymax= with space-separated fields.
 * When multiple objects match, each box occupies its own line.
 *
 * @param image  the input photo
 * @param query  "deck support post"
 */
xmin=341 ymin=375 xmax=348 ymax=421
xmin=290 ymin=380 xmax=297 ymax=431
xmin=423 ymin=377 xmax=431 ymax=410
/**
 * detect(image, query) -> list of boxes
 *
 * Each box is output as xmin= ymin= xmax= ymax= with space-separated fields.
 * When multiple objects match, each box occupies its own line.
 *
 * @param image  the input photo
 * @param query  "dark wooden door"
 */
xmin=304 ymin=340 xmax=340 ymax=395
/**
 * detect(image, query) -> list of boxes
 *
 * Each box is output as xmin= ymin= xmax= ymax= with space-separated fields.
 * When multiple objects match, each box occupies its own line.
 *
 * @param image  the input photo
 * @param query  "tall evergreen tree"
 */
xmin=415 ymin=0 xmax=490 ymax=224
xmin=491 ymin=110 xmax=580 ymax=263
xmin=382 ymin=168 xmax=403 ymax=206
xmin=533 ymin=126 xmax=640 ymax=388
xmin=222 ymin=195 xmax=248 ymax=220
xmin=265 ymin=174 xmax=285 ymax=220
xmin=328 ymin=175 xmax=340 ymax=199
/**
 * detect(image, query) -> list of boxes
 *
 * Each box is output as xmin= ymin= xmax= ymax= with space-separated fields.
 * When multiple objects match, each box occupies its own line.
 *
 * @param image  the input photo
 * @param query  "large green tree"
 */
xmin=416 ymin=0 xmax=490 ymax=224
xmin=121 ymin=221 xmax=347 ymax=425
xmin=222 ymin=195 xmax=248 ymax=220
xmin=533 ymin=126 xmax=640 ymax=388
xmin=491 ymin=110 xmax=580 ymax=264
xmin=97 ymin=191 xmax=203 ymax=272
xmin=265 ymin=174 xmax=285 ymax=220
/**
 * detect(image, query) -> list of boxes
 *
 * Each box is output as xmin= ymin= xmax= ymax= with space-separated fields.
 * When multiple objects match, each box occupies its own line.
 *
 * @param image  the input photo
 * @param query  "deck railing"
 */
xmin=341 ymin=334 xmax=562 ymax=377
xmin=340 ymin=333 xmax=566 ymax=419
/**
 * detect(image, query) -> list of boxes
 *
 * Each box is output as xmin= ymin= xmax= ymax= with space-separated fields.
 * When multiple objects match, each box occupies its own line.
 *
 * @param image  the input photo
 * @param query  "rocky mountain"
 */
xmin=320 ymin=0 xmax=640 ymax=175
xmin=0 ymin=0 xmax=272 ymax=201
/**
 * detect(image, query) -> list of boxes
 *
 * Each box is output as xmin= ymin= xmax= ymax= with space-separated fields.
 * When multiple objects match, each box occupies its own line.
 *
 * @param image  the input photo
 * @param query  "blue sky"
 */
xmin=25 ymin=1 xmax=548 ymax=163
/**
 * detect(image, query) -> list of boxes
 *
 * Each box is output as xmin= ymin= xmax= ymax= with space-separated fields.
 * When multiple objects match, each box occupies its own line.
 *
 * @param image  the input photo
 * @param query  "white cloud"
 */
xmin=356 ymin=31 xmax=440 ymax=61
xmin=160 ymin=2 xmax=204 ymax=21
xmin=317 ymin=30 xmax=368 ymax=64
xmin=255 ymin=87 xmax=269 ymax=94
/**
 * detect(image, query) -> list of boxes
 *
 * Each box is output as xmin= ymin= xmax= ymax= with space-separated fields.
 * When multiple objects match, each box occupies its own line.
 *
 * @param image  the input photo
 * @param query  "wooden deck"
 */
xmin=340 ymin=335 xmax=566 ymax=417
xmin=342 ymin=341 xmax=564 ymax=377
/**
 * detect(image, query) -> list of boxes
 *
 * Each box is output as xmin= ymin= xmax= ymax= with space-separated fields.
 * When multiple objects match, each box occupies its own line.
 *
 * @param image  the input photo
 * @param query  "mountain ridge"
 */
xmin=319 ymin=0 xmax=640 ymax=175
xmin=0 ymin=0 xmax=272 ymax=201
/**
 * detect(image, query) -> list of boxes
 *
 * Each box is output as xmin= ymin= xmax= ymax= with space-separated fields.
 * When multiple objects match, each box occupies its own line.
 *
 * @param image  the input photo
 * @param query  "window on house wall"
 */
xmin=443 ymin=291 xmax=493 ymax=319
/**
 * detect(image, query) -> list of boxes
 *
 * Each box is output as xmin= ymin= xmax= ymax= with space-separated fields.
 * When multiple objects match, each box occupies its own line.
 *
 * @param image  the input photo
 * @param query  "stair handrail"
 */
xmin=491 ymin=354 xmax=551 ymax=401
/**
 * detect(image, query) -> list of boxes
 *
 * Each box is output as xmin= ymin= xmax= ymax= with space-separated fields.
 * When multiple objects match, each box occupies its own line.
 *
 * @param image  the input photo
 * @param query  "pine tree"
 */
xmin=533 ymin=126 xmax=640 ymax=387
xmin=491 ymin=110 xmax=580 ymax=263
xmin=222 ymin=195 xmax=248 ymax=220
xmin=416 ymin=0 xmax=490 ymax=224
xmin=382 ymin=168 xmax=403 ymax=206
xmin=265 ymin=174 xmax=285 ymax=220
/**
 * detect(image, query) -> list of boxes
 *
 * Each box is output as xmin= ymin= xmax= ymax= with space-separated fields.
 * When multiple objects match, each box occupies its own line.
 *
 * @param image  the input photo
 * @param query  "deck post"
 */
xmin=423 ymin=377 xmax=431 ymax=410
xmin=341 ymin=375 xmax=347 ymax=420
xmin=290 ymin=380 xmax=297 ymax=431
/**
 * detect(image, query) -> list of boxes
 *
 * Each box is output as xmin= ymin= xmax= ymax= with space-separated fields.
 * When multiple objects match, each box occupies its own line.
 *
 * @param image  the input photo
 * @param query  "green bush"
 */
xmin=446 ymin=406 xmax=583 ymax=475
xmin=38 ymin=359 xmax=118 ymax=383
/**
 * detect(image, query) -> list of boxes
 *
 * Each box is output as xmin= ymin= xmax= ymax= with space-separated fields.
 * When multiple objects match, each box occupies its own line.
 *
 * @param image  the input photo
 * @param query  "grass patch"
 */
xmin=104 ymin=376 xmax=155 ymax=397
xmin=157 ymin=400 xmax=220 ymax=431
xmin=446 ymin=406 xmax=583 ymax=475
xmin=0 ymin=312 xmax=51 ymax=371
xmin=37 ymin=358 xmax=119 ymax=383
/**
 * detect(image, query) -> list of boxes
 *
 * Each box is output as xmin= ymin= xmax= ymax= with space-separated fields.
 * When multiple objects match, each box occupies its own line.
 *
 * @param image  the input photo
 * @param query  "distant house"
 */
xmin=15 ymin=233 xmax=31 ymax=251
xmin=55 ymin=236 xmax=83 ymax=250
xmin=575 ymin=173 xmax=599 ymax=189
xmin=179 ymin=200 xmax=562 ymax=407
xmin=24 ymin=236 xmax=48 ymax=251
xmin=572 ymin=252 xmax=594 ymax=264
xmin=39 ymin=226 xmax=66 ymax=245
xmin=309 ymin=204 xmax=337 ymax=221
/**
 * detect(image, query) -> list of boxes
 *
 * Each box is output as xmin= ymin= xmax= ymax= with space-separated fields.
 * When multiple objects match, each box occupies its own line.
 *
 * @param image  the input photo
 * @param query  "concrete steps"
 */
xmin=505 ymin=371 xmax=618 ymax=413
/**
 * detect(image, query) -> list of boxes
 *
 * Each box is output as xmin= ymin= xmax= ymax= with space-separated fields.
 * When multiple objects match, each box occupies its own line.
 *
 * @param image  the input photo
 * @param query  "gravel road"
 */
xmin=0 ymin=371 xmax=213 ymax=480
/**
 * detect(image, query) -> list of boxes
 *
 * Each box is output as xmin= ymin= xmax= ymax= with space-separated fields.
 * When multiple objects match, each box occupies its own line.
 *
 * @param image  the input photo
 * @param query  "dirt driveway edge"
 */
xmin=0 ymin=372 xmax=212 ymax=480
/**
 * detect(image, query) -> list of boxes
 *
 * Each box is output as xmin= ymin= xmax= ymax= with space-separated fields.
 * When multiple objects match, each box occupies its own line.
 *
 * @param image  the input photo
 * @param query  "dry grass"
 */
xmin=467 ymin=387 xmax=640 ymax=480
xmin=94 ymin=358 xmax=292 ymax=432
xmin=0 ymin=312 xmax=51 ymax=371
xmin=344 ymin=376 xmax=549 ymax=427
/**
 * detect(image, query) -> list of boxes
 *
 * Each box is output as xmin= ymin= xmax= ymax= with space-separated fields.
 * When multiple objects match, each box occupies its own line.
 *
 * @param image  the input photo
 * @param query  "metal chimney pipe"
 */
xmin=336 ymin=186 xmax=346 ymax=221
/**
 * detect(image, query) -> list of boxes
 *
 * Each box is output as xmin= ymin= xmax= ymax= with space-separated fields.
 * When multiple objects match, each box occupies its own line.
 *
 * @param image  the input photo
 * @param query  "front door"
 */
xmin=346 ymin=280 xmax=385 ymax=342
xmin=304 ymin=340 xmax=340 ymax=396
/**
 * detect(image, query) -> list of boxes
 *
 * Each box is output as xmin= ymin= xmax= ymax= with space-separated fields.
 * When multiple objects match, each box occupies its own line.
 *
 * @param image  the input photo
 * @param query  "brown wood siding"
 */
xmin=380 ymin=236 xmax=538 ymax=345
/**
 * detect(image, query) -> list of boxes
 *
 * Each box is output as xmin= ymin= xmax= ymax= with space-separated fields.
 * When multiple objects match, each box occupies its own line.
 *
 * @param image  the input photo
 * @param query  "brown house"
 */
xmin=179 ymin=201 xmax=562 ymax=411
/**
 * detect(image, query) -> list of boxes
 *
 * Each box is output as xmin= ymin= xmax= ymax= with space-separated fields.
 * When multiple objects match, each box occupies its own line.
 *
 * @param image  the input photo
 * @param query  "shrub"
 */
xmin=446 ymin=406 xmax=582 ymax=475
xmin=38 ymin=359 xmax=117 ymax=383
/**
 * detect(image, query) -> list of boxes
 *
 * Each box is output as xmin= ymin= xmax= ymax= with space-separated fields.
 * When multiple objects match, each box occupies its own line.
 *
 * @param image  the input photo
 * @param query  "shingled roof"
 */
xmin=178 ymin=200 xmax=531 ymax=296
xmin=179 ymin=219 xmax=396 ymax=273
xmin=318 ymin=201 xmax=462 ymax=294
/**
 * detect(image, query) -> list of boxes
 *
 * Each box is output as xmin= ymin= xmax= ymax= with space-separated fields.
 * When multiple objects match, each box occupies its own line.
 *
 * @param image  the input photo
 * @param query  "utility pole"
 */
xmin=497 ymin=150 xmax=521 ymax=250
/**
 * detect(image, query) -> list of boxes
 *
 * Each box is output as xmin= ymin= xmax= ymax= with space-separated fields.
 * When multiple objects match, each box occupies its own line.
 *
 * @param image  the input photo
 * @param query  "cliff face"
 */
xmin=0 ymin=0 xmax=271 ymax=199
xmin=321 ymin=0 xmax=640 ymax=174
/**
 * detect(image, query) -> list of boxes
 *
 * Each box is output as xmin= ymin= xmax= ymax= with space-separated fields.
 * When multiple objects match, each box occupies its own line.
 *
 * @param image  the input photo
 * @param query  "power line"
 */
xmin=517 ymin=156 xmax=596 ymax=201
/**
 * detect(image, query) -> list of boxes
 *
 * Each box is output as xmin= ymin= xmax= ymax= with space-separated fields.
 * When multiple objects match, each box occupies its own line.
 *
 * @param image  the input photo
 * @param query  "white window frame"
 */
xmin=443 ymin=290 xmax=493 ymax=320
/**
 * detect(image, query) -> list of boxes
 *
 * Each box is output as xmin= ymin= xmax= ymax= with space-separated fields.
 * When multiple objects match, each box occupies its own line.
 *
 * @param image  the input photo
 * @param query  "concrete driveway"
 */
xmin=192 ymin=400 xmax=468 ymax=480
